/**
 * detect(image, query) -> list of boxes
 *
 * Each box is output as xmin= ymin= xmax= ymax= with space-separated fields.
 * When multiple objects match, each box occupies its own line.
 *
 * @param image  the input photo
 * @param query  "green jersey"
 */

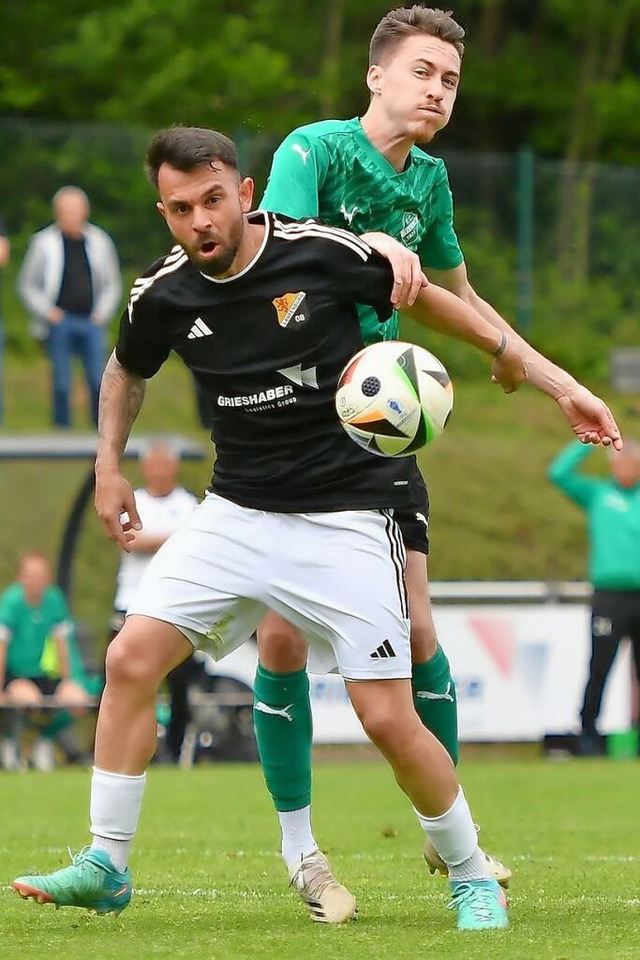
xmin=261 ymin=117 xmax=464 ymax=343
xmin=548 ymin=442 xmax=640 ymax=590
xmin=0 ymin=582 xmax=71 ymax=678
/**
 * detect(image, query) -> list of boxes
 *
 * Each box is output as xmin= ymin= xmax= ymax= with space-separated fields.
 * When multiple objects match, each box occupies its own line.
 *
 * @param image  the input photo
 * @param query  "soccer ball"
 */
xmin=335 ymin=341 xmax=453 ymax=457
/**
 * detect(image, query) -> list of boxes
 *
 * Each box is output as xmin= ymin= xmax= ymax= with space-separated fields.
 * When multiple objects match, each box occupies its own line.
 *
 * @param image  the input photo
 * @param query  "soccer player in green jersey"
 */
xmin=255 ymin=5 xmax=610 ymax=922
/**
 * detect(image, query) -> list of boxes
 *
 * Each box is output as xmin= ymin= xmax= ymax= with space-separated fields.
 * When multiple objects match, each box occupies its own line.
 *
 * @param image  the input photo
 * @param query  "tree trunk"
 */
xmin=318 ymin=0 xmax=345 ymax=117
xmin=558 ymin=0 xmax=635 ymax=279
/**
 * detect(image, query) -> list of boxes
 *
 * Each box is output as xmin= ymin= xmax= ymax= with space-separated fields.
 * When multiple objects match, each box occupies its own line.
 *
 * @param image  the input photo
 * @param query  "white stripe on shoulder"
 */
xmin=273 ymin=221 xmax=371 ymax=262
xmin=273 ymin=216 xmax=372 ymax=254
xmin=273 ymin=226 xmax=370 ymax=262
xmin=128 ymin=249 xmax=188 ymax=309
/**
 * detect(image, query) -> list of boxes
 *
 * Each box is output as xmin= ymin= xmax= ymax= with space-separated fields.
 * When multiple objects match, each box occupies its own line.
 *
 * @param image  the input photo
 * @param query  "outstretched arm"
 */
xmin=94 ymin=351 xmax=146 ymax=550
xmin=406 ymin=281 xmax=622 ymax=448
xmin=405 ymin=281 xmax=528 ymax=391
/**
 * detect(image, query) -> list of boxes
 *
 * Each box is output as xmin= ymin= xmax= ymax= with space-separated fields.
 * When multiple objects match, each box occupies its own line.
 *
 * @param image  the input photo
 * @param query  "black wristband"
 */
xmin=491 ymin=332 xmax=508 ymax=358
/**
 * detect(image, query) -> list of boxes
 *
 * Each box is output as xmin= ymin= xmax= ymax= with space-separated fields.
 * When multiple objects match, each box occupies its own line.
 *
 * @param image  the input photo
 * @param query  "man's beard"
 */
xmin=197 ymin=243 xmax=238 ymax=277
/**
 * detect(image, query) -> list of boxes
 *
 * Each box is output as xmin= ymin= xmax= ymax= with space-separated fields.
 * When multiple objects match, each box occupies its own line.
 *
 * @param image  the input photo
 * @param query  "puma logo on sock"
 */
xmin=415 ymin=682 xmax=455 ymax=703
xmin=254 ymin=701 xmax=294 ymax=722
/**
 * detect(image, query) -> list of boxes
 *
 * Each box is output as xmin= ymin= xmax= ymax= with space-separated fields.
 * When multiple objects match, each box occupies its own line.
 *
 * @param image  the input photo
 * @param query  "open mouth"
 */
xmin=200 ymin=240 xmax=219 ymax=257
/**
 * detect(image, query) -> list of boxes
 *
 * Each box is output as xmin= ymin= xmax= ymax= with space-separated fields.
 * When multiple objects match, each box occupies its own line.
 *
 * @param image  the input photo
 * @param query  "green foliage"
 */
xmin=4 ymin=0 xmax=640 ymax=163
xmin=527 ymin=268 xmax=630 ymax=382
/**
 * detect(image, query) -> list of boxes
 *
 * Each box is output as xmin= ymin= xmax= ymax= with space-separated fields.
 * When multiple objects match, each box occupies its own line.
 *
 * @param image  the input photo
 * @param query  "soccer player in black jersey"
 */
xmin=12 ymin=127 xmax=621 ymax=932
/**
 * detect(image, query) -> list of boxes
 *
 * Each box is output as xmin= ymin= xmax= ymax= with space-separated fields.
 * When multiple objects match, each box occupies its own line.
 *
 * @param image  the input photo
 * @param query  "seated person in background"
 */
xmin=36 ymin=619 xmax=101 ymax=768
xmin=110 ymin=442 xmax=199 ymax=763
xmin=0 ymin=551 xmax=91 ymax=771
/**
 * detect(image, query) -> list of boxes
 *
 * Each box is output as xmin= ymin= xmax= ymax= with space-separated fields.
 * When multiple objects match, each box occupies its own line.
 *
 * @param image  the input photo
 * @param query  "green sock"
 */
xmin=253 ymin=663 xmax=313 ymax=812
xmin=411 ymin=645 xmax=459 ymax=765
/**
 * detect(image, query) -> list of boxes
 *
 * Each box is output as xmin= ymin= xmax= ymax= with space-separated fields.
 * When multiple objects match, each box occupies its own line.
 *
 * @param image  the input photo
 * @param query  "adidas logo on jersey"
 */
xmin=369 ymin=639 xmax=397 ymax=659
xmin=188 ymin=317 xmax=213 ymax=339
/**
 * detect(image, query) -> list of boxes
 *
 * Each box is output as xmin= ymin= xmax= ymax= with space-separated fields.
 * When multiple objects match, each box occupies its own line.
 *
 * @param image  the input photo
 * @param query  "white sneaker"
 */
xmin=289 ymin=849 xmax=358 ymax=923
xmin=31 ymin=738 xmax=56 ymax=772
xmin=1 ymin=737 xmax=20 ymax=772
xmin=424 ymin=827 xmax=512 ymax=889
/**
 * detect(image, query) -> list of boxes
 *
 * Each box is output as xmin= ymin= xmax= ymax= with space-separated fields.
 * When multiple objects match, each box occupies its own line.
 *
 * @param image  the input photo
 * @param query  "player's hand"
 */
xmin=555 ymin=385 xmax=623 ymax=449
xmin=360 ymin=232 xmax=427 ymax=308
xmin=490 ymin=339 xmax=529 ymax=394
xmin=95 ymin=471 xmax=142 ymax=551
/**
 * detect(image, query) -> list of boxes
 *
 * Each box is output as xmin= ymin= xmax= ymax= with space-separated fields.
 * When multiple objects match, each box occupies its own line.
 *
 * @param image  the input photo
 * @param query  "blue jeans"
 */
xmin=46 ymin=313 xmax=105 ymax=427
xmin=0 ymin=321 xmax=4 ymax=426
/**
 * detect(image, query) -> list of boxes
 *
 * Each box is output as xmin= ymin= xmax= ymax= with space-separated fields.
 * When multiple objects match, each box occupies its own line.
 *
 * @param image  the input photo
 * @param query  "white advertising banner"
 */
xmin=209 ymin=601 xmax=631 ymax=744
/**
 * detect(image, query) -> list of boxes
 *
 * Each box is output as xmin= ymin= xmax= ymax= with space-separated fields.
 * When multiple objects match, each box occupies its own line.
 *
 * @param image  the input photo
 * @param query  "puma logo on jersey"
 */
xmin=415 ymin=682 xmax=455 ymax=702
xmin=292 ymin=143 xmax=312 ymax=164
xmin=415 ymin=512 xmax=428 ymax=528
xmin=254 ymin=701 xmax=294 ymax=722
xmin=188 ymin=317 xmax=213 ymax=339
xmin=340 ymin=203 xmax=359 ymax=226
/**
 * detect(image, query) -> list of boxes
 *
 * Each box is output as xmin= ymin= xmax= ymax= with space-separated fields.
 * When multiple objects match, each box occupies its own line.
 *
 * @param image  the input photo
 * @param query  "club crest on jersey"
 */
xmin=400 ymin=212 xmax=420 ymax=245
xmin=272 ymin=291 xmax=308 ymax=328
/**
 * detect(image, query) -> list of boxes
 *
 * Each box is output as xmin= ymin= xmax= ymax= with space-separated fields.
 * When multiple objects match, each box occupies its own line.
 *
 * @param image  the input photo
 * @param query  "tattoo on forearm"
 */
xmin=97 ymin=351 xmax=146 ymax=459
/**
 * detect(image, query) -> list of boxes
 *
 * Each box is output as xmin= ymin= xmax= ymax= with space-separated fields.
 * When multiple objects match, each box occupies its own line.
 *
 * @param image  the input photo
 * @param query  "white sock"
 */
xmin=89 ymin=767 xmax=146 ymax=872
xmin=415 ymin=787 xmax=490 ymax=881
xmin=91 ymin=835 xmax=131 ymax=873
xmin=448 ymin=846 xmax=492 ymax=883
xmin=278 ymin=806 xmax=318 ymax=872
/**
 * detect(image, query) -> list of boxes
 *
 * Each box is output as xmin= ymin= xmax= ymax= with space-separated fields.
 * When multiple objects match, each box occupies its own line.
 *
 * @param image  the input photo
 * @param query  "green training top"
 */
xmin=0 ymin=582 xmax=71 ymax=678
xmin=548 ymin=441 xmax=640 ymax=590
xmin=261 ymin=117 xmax=464 ymax=343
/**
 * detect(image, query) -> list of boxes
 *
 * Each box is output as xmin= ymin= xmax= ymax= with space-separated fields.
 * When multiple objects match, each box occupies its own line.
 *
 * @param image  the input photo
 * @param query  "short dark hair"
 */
xmin=145 ymin=126 xmax=239 ymax=188
xmin=369 ymin=6 xmax=465 ymax=66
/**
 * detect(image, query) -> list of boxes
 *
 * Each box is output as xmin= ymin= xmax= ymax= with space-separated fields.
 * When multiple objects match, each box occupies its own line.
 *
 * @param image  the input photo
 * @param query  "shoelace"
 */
xmin=291 ymin=855 xmax=334 ymax=900
xmin=67 ymin=844 xmax=92 ymax=868
xmin=447 ymin=883 xmax=499 ymax=923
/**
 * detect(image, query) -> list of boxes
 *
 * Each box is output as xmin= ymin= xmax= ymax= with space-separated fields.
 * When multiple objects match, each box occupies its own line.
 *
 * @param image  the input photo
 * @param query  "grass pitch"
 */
xmin=2 ymin=756 xmax=639 ymax=959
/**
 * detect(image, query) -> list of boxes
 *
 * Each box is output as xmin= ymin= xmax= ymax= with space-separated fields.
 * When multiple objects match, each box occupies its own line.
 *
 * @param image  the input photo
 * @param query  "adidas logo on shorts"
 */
xmin=369 ymin=639 xmax=396 ymax=659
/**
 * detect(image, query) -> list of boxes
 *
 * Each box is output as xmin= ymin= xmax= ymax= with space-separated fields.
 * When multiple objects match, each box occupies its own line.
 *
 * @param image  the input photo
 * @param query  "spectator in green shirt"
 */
xmin=0 ymin=551 xmax=92 ymax=770
xmin=549 ymin=441 xmax=640 ymax=754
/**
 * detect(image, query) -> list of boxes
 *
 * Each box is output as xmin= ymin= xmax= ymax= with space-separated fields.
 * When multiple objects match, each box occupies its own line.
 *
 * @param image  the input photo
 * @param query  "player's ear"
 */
xmin=366 ymin=64 xmax=383 ymax=96
xmin=239 ymin=177 xmax=255 ymax=213
xmin=156 ymin=201 xmax=167 ymax=222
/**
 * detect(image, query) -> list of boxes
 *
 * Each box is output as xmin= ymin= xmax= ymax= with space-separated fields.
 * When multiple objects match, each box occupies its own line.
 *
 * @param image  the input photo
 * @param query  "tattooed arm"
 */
xmin=94 ymin=351 xmax=147 ymax=550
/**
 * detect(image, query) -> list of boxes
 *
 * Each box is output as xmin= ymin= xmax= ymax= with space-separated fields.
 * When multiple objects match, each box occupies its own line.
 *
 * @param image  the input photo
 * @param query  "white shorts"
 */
xmin=128 ymin=493 xmax=411 ymax=680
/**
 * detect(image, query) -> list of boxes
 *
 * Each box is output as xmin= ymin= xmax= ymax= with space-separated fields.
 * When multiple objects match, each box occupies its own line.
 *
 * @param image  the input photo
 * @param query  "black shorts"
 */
xmin=394 ymin=459 xmax=430 ymax=555
xmin=395 ymin=509 xmax=429 ymax=555
xmin=3 ymin=673 xmax=62 ymax=695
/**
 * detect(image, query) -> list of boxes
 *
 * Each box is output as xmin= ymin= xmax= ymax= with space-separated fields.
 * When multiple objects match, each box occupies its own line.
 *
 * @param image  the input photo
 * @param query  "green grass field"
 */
xmin=2 ymin=756 xmax=639 ymax=959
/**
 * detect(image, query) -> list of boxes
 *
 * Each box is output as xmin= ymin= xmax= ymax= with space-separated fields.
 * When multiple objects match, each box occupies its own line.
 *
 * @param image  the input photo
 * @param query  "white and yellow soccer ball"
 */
xmin=335 ymin=340 xmax=453 ymax=457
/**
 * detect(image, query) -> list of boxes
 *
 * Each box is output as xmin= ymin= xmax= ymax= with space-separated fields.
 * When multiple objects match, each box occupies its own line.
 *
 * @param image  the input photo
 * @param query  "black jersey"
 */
xmin=116 ymin=211 xmax=426 ymax=513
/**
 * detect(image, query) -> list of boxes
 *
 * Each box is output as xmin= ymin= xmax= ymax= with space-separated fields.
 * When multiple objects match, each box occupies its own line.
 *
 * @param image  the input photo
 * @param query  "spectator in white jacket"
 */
xmin=17 ymin=186 xmax=122 ymax=427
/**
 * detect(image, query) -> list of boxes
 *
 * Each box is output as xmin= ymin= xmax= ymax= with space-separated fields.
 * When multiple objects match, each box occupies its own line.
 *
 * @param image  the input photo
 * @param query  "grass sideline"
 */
xmin=1 ymin=352 xmax=639 ymax=641
xmin=2 ymin=757 xmax=640 ymax=959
